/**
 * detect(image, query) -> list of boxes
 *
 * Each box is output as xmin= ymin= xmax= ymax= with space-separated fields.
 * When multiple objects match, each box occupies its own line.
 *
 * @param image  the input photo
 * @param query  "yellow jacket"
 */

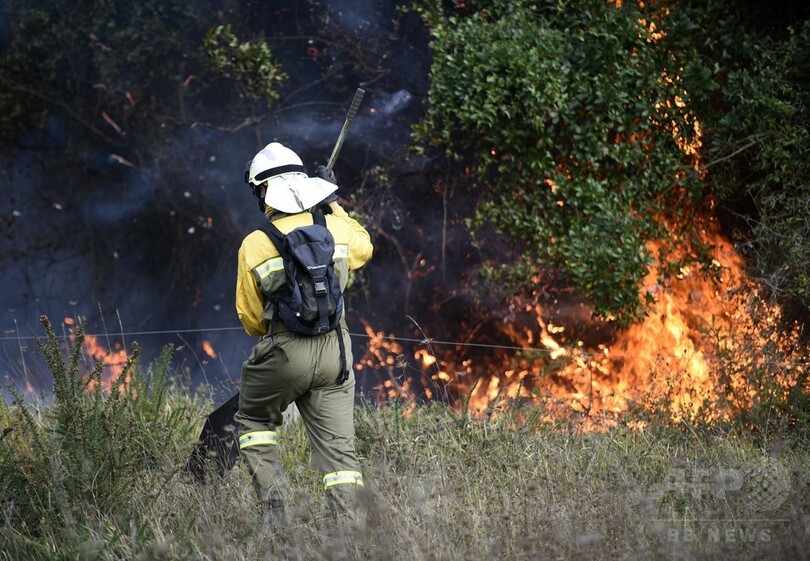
xmin=236 ymin=203 xmax=373 ymax=336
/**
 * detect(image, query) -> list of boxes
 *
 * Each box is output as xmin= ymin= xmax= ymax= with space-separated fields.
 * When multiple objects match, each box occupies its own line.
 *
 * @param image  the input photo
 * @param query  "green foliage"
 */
xmin=641 ymin=2 xmax=810 ymax=321
xmin=1 ymin=1 xmax=213 ymax=144
xmin=709 ymin=22 xmax=810 ymax=318
xmin=414 ymin=0 xmax=708 ymax=325
xmin=0 ymin=316 xmax=200 ymax=554
xmin=0 ymin=1 xmax=286 ymax=146
xmin=202 ymin=24 xmax=288 ymax=105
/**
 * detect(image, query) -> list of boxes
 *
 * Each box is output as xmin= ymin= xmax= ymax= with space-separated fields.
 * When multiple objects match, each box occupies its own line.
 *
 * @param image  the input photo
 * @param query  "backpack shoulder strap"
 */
xmin=262 ymin=220 xmax=285 ymax=253
xmin=263 ymin=210 xmax=324 ymax=247
xmin=310 ymin=207 xmax=326 ymax=228
xmin=308 ymin=208 xmax=347 ymax=383
xmin=258 ymin=220 xmax=288 ymax=338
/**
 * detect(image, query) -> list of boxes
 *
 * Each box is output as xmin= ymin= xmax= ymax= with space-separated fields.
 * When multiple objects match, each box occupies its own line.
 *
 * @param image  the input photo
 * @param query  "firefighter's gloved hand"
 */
xmin=313 ymin=165 xmax=337 ymax=185
xmin=319 ymin=192 xmax=338 ymax=206
xmin=313 ymin=164 xmax=338 ymax=206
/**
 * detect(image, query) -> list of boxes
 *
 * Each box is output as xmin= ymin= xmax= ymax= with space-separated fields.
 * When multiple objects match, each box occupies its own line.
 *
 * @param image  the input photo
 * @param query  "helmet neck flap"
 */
xmin=244 ymin=142 xmax=336 ymax=214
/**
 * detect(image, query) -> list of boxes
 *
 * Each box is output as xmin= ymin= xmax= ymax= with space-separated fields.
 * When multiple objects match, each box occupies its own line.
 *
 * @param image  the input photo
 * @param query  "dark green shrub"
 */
xmin=414 ymin=0 xmax=709 ymax=325
xmin=709 ymin=22 xmax=810 ymax=321
xmin=0 ymin=316 xmax=199 ymax=554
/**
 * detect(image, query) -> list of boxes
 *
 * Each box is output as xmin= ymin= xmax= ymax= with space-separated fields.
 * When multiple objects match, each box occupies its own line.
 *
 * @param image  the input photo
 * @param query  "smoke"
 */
xmin=81 ymin=168 xmax=159 ymax=225
xmin=0 ymin=0 xmax=433 ymax=395
xmin=323 ymin=0 xmax=388 ymax=34
xmin=313 ymin=0 xmax=419 ymax=63
xmin=377 ymin=89 xmax=414 ymax=116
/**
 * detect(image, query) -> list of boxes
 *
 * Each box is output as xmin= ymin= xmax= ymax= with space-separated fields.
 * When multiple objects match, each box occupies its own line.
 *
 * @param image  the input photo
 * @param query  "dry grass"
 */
xmin=10 ymin=400 xmax=803 ymax=561
xmin=1 ymin=318 xmax=808 ymax=560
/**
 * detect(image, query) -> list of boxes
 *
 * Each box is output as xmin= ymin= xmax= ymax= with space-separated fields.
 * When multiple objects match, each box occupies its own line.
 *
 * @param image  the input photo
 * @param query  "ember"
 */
xmin=202 ymin=340 xmax=217 ymax=359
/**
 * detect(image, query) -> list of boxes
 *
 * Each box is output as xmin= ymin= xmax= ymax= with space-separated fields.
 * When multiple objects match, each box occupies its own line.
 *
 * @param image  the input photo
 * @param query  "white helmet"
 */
xmin=246 ymin=142 xmax=337 ymax=213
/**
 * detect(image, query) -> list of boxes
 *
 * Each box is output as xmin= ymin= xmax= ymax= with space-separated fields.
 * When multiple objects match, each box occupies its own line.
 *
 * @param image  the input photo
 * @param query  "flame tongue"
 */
xmin=63 ymin=317 xmax=130 ymax=392
xmin=359 ymin=220 xmax=808 ymax=428
xmin=202 ymin=340 xmax=217 ymax=359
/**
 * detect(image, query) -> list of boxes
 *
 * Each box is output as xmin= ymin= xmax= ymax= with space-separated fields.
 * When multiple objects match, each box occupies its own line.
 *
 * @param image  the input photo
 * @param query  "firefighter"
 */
xmin=235 ymin=142 xmax=373 ymax=522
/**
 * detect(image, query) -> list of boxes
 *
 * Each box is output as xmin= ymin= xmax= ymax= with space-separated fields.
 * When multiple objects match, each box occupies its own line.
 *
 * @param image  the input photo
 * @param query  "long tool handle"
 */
xmin=326 ymin=87 xmax=365 ymax=172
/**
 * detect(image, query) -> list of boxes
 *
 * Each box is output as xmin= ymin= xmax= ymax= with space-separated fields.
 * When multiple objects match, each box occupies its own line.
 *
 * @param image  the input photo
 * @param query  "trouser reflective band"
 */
xmin=239 ymin=430 xmax=278 ymax=449
xmin=322 ymin=470 xmax=364 ymax=489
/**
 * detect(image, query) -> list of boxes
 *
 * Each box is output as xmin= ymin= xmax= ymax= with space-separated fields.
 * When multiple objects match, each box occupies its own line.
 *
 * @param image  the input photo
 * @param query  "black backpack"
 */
xmin=262 ymin=208 xmax=349 ymax=383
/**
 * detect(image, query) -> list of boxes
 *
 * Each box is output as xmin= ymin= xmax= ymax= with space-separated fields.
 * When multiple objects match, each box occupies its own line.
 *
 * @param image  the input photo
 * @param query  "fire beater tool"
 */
xmin=184 ymin=87 xmax=366 ymax=483
xmin=184 ymin=391 xmax=240 ymax=482
xmin=326 ymin=87 xmax=365 ymax=173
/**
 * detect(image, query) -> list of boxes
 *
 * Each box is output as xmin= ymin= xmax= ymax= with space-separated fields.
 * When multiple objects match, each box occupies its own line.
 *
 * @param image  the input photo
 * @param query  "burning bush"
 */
xmin=358 ymin=221 xmax=810 ymax=440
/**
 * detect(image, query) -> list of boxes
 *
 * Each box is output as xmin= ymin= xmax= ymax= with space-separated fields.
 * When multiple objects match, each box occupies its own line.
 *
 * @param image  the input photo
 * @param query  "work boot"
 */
xmin=261 ymin=498 xmax=287 ymax=529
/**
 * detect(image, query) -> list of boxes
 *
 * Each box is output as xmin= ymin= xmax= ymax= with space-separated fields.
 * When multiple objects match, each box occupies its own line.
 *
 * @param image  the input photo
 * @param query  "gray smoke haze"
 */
xmin=0 ymin=0 xmax=432 ymax=396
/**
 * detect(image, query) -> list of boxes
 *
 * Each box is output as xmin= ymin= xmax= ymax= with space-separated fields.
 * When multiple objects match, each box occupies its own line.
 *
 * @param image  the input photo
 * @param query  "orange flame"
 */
xmin=64 ymin=318 xmax=130 ymax=392
xmin=82 ymin=337 xmax=130 ymax=392
xmin=359 ymin=220 xmax=808 ymax=428
xmin=356 ymin=319 xmax=418 ymax=411
xmin=202 ymin=340 xmax=217 ymax=359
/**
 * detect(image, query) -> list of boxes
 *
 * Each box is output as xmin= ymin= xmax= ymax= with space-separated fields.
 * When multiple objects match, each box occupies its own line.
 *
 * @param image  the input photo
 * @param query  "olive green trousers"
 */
xmin=235 ymin=327 xmax=363 ymax=514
